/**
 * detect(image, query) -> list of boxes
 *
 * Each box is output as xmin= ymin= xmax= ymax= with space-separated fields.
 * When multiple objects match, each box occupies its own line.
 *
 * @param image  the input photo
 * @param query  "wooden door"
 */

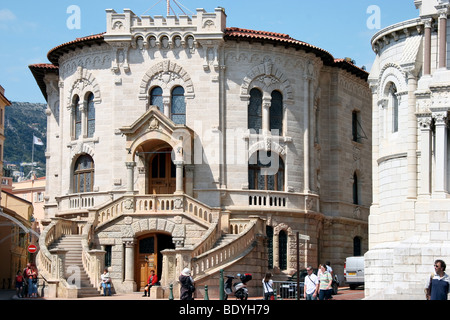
xmin=136 ymin=235 xmax=158 ymax=291
xmin=149 ymin=151 xmax=176 ymax=194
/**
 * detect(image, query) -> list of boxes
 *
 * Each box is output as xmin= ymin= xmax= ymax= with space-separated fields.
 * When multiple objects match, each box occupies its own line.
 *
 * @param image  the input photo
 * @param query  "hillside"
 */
xmin=4 ymin=101 xmax=47 ymax=179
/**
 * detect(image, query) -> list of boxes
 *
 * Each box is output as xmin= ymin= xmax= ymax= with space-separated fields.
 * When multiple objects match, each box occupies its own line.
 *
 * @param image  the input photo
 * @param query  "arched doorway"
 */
xmin=149 ymin=148 xmax=177 ymax=194
xmin=135 ymin=233 xmax=175 ymax=291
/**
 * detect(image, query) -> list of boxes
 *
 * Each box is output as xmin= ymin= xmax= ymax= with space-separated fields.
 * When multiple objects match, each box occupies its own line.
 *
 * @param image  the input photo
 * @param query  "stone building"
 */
xmin=0 ymin=86 xmax=33 ymax=289
xmin=30 ymin=7 xmax=371 ymax=298
xmin=366 ymin=0 xmax=450 ymax=299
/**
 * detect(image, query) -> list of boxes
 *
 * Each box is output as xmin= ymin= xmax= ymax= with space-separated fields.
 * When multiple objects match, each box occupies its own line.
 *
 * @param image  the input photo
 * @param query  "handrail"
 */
xmin=95 ymin=194 xmax=219 ymax=228
xmin=37 ymin=218 xmax=87 ymax=294
xmin=81 ymin=220 xmax=105 ymax=289
xmin=191 ymin=220 xmax=257 ymax=278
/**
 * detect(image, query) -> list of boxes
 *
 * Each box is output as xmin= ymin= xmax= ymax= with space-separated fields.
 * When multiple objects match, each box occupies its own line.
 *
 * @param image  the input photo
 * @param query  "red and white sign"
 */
xmin=28 ymin=244 xmax=37 ymax=253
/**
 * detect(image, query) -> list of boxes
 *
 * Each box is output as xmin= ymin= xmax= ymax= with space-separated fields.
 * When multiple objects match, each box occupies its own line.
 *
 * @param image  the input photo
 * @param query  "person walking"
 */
xmin=318 ymin=263 xmax=333 ymax=300
xmin=179 ymin=268 xmax=195 ymax=300
xmin=425 ymin=259 xmax=450 ymax=300
xmin=101 ymin=268 xmax=112 ymax=296
xmin=304 ymin=266 xmax=319 ymax=300
xmin=262 ymin=273 xmax=274 ymax=300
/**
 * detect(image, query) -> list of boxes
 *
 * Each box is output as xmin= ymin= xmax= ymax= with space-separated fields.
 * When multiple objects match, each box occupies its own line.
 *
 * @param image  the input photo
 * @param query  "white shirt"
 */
xmin=304 ymin=273 xmax=319 ymax=295
xmin=262 ymin=279 xmax=274 ymax=293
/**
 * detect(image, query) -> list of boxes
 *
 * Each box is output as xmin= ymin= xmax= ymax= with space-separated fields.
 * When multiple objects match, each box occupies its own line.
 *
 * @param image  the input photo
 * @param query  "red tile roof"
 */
xmin=29 ymin=63 xmax=59 ymax=100
xmin=47 ymin=33 xmax=106 ymax=65
xmin=224 ymin=27 xmax=333 ymax=58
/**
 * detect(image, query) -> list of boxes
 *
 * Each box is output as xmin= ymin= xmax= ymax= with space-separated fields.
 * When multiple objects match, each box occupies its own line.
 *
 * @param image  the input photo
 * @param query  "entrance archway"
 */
xmin=149 ymin=148 xmax=177 ymax=194
xmin=135 ymin=233 xmax=175 ymax=291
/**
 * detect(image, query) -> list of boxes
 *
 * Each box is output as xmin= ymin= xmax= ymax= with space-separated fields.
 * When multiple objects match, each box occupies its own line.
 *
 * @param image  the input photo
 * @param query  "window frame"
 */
xmin=248 ymin=88 xmax=263 ymax=132
xmin=248 ymin=151 xmax=285 ymax=191
xmin=170 ymin=86 xmax=186 ymax=125
xmin=73 ymin=155 xmax=95 ymax=193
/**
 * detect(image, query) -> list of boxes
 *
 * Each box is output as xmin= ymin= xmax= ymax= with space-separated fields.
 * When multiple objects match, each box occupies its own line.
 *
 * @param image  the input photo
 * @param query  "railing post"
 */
xmin=219 ymin=269 xmax=224 ymax=300
xmin=204 ymin=285 xmax=209 ymax=300
xmin=169 ymin=283 xmax=174 ymax=300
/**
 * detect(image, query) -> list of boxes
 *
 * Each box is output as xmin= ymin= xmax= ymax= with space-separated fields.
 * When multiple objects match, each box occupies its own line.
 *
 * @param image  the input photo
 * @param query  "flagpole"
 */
xmin=31 ymin=135 xmax=35 ymax=178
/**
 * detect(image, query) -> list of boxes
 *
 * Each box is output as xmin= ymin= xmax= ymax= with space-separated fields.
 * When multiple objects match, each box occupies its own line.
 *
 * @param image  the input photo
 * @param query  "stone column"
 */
xmin=406 ymin=72 xmax=418 ymax=199
xmin=418 ymin=115 xmax=432 ymax=196
xmin=174 ymin=160 xmax=184 ymax=195
xmin=433 ymin=112 xmax=448 ymax=197
xmin=163 ymin=96 xmax=170 ymax=118
xmin=423 ymin=18 xmax=432 ymax=75
xmin=437 ymin=7 xmax=448 ymax=69
xmin=262 ymin=97 xmax=271 ymax=133
xmin=123 ymin=238 xmax=136 ymax=291
xmin=125 ymin=162 xmax=136 ymax=194
xmin=303 ymin=77 xmax=311 ymax=193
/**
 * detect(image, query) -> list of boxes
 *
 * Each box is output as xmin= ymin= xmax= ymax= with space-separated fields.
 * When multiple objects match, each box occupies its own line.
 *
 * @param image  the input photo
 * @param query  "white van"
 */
xmin=344 ymin=256 xmax=364 ymax=289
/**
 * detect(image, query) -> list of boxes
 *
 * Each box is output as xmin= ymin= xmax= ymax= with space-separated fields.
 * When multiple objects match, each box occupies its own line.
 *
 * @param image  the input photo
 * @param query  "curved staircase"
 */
xmin=48 ymin=235 xmax=101 ymax=298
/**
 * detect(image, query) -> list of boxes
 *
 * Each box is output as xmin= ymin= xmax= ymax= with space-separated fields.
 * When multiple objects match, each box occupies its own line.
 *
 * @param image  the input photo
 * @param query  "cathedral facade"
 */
xmin=30 ymin=7 xmax=371 ymax=298
xmin=366 ymin=0 xmax=450 ymax=299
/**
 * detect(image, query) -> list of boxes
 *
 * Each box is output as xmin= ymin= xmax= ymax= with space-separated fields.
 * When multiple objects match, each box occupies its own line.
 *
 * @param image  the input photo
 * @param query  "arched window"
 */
xmin=72 ymin=96 xmax=82 ymax=140
xmin=73 ymin=155 xmax=94 ymax=193
xmin=266 ymin=226 xmax=274 ymax=269
xmin=389 ymin=84 xmax=398 ymax=133
xmin=87 ymin=93 xmax=95 ymax=138
xmin=171 ymin=86 xmax=185 ymax=125
xmin=248 ymin=151 xmax=284 ymax=191
xmin=279 ymin=230 xmax=287 ymax=271
xmin=353 ymin=236 xmax=362 ymax=256
xmin=353 ymin=172 xmax=360 ymax=205
xmin=150 ymin=86 xmax=164 ymax=112
xmin=248 ymin=88 xmax=262 ymax=132
xmin=270 ymin=90 xmax=283 ymax=135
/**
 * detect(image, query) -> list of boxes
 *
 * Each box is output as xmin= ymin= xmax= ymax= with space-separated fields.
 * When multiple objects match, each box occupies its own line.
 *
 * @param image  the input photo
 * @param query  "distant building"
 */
xmin=12 ymin=177 xmax=45 ymax=235
xmin=367 ymin=0 xmax=450 ymax=299
xmin=0 ymin=86 xmax=33 ymax=289
xmin=0 ymin=86 xmax=10 ymax=193
xmin=30 ymin=7 xmax=371 ymax=298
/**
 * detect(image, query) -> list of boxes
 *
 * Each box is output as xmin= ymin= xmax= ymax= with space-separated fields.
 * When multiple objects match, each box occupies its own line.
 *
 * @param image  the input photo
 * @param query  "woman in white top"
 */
xmin=262 ymin=273 xmax=274 ymax=300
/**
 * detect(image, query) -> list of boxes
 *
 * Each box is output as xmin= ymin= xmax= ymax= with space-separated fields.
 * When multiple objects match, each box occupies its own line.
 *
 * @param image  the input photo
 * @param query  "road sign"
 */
xmin=28 ymin=244 xmax=37 ymax=253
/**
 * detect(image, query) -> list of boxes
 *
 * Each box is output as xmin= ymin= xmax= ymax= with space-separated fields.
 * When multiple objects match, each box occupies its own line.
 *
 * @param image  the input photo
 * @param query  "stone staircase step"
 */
xmin=49 ymin=234 xmax=101 ymax=298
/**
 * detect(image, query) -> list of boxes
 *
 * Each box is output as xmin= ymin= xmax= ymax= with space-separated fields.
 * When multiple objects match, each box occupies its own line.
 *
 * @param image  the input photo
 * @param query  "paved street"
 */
xmin=0 ymin=287 xmax=364 ymax=301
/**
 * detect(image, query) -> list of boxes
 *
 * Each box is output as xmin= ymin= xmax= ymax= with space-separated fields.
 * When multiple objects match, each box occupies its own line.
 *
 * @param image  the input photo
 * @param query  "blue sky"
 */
xmin=0 ymin=0 xmax=419 ymax=103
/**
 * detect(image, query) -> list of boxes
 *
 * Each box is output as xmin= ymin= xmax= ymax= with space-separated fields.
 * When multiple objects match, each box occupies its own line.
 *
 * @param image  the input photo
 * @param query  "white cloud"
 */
xmin=0 ymin=9 xmax=16 ymax=22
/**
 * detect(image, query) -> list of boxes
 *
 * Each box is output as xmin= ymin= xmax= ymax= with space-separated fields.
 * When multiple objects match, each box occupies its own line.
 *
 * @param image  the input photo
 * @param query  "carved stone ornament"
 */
xmin=149 ymin=118 xmax=160 ymax=131
xmin=174 ymin=198 xmax=183 ymax=209
xmin=124 ymin=198 xmax=134 ymax=210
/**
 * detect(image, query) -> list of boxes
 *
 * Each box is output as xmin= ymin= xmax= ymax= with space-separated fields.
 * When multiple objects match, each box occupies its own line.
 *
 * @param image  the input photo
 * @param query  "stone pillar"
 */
xmin=406 ymin=72 xmax=418 ymax=199
xmin=423 ymin=18 xmax=432 ymax=75
xmin=273 ymin=233 xmax=279 ymax=269
xmin=123 ymin=238 xmax=136 ymax=291
xmin=418 ymin=116 xmax=432 ymax=196
xmin=437 ymin=7 xmax=448 ymax=69
xmin=262 ymin=97 xmax=271 ymax=133
xmin=163 ymin=96 xmax=170 ymax=118
xmin=433 ymin=112 xmax=448 ymax=197
xmin=369 ymin=82 xmax=380 ymax=205
xmin=174 ymin=160 xmax=184 ymax=195
xmin=303 ymin=77 xmax=311 ymax=193
xmin=125 ymin=162 xmax=136 ymax=194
